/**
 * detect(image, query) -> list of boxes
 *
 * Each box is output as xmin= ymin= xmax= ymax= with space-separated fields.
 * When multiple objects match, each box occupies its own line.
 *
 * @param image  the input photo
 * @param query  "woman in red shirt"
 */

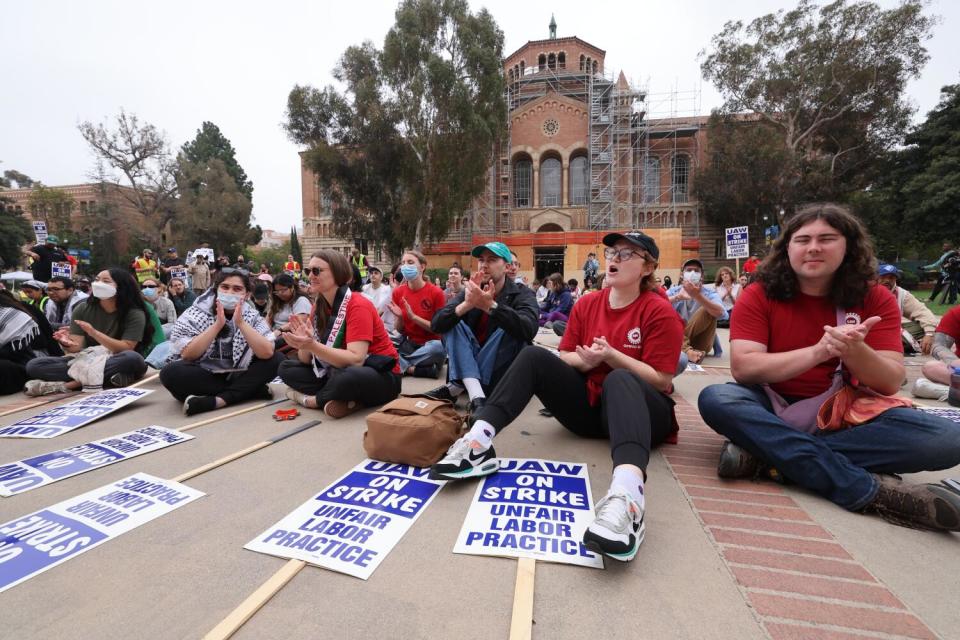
xmin=431 ymin=231 xmax=683 ymax=562
xmin=280 ymin=250 xmax=401 ymax=419
xmin=699 ymin=203 xmax=960 ymax=531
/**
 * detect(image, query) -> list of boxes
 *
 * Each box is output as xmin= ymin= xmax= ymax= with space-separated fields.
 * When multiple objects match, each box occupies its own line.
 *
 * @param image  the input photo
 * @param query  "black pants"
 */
xmin=0 ymin=360 xmax=28 ymax=395
xmin=160 ymin=353 xmax=284 ymax=405
xmin=278 ymin=359 xmax=401 ymax=408
xmin=474 ymin=347 xmax=675 ymax=471
xmin=26 ymin=352 xmax=147 ymax=386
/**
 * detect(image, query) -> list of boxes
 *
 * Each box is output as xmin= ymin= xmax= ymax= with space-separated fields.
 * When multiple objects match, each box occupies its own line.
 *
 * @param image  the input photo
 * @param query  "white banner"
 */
xmin=0 ymin=426 xmax=193 ymax=497
xmin=0 ymin=473 xmax=204 ymax=593
xmin=0 ymin=389 xmax=153 ymax=439
xmin=245 ymin=459 xmax=444 ymax=580
xmin=453 ymin=458 xmax=604 ymax=569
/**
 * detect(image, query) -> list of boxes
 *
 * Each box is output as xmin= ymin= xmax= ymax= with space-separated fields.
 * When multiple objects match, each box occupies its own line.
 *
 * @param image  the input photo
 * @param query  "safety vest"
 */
xmin=284 ymin=261 xmax=300 ymax=274
xmin=134 ymin=258 xmax=158 ymax=284
xmin=352 ymin=254 xmax=368 ymax=278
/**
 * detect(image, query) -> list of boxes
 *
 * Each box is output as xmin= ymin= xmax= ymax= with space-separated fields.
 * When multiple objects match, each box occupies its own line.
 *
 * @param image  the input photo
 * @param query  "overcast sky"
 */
xmin=2 ymin=0 xmax=957 ymax=235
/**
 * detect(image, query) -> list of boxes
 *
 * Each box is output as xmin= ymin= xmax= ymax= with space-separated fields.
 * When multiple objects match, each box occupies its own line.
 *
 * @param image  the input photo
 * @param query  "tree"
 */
xmin=180 ymin=122 xmax=253 ymax=201
xmin=78 ymin=110 xmax=178 ymax=245
xmin=174 ymin=159 xmax=256 ymax=256
xmin=285 ymin=0 xmax=507 ymax=255
xmin=699 ymin=0 xmax=936 ymax=202
xmin=0 ymin=206 xmax=32 ymax=270
xmin=289 ymin=226 xmax=302 ymax=266
xmin=26 ymin=185 xmax=75 ymax=238
xmin=3 ymin=170 xmax=34 ymax=189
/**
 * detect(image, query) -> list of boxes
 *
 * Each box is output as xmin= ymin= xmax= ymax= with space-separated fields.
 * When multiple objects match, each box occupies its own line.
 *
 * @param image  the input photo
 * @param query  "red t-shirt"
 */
xmin=743 ymin=257 xmax=761 ymax=273
xmin=343 ymin=294 xmax=401 ymax=374
xmin=935 ymin=307 xmax=960 ymax=343
xmin=391 ymin=282 xmax=446 ymax=344
xmin=730 ymin=283 xmax=902 ymax=398
xmin=559 ymin=288 xmax=683 ymax=407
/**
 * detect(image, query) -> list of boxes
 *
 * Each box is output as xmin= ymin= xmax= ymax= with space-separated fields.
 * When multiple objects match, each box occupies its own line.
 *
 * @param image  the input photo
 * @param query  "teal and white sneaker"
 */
xmin=582 ymin=489 xmax=645 ymax=562
xmin=429 ymin=436 xmax=499 ymax=480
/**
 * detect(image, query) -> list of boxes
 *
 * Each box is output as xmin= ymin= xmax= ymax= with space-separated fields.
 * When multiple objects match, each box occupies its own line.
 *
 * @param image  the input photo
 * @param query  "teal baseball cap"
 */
xmin=471 ymin=241 xmax=513 ymax=262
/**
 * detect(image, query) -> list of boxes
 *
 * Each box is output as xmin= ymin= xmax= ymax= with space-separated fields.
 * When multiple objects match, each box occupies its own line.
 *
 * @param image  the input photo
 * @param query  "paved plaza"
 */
xmin=1 ymin=329 xmax=958 ymax=639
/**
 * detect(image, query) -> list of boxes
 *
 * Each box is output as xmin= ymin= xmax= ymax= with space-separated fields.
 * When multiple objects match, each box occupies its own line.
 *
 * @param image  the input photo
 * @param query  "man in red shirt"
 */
xmin=698 ymin=203 xmax=960 ymax=531
xmin=742 ymin=254 xmax=761 ymax=274
xmin=388 ymin=249 xmax=447 ymax=377
xmin=917 ymin=306 xmax=960 ymax=388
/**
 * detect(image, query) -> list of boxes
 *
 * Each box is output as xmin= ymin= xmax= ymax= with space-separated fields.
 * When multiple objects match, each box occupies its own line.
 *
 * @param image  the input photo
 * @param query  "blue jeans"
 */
xmin=397 ymin=339 xmax=445 ymax=372
xmin=698 ymin=383 xmax=960 ymax=510
xmin=443 ymin=323 xmax=506 ymax=387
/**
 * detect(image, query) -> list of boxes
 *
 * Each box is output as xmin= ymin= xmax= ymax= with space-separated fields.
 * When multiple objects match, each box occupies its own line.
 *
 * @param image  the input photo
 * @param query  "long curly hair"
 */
xmin=754 ymin=203 xmax=877 ymax=308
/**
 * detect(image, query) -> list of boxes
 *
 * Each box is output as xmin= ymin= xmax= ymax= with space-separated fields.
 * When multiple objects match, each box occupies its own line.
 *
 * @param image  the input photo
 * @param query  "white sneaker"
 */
xmin=23 ymin=380 xmax=69 ymax=397
xmin=582 ymin=489 xmax=645 ymax=562
xmin=912 ymin=377 xmax=949 ymax=401
xmin=429 ymin=436 xmax=499 ymax=480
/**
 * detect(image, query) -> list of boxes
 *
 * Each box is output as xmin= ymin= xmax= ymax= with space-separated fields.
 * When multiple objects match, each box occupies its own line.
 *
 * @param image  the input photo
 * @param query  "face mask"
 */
xmin=218 ymin=292 xmax=242 ymax=310
xmin=400 ymin=265 xmax=419 ymax=280
xmin=91 ymin=282 xmax=117 ymax=299
xmin=142 ymin=287 xmax=157 ymax=299
xmin=683 ymin=271 xmax=702 ymax=285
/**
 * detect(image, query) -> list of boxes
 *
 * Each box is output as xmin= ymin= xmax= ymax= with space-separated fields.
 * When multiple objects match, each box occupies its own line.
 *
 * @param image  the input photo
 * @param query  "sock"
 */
xmin=611 ymin=466 xmax=645 ymax=508
xmin=462 ymin=377 xmax=485 ymax=401
xmin=467 ymin=419 xmax=495 ymax=448
xmin=446 ymin=382 xmax=465 ymax=396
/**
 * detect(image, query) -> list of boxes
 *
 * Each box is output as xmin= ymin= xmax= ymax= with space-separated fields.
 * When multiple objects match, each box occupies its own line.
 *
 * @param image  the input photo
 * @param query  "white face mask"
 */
xmin=91 ymin=282 xmax=117 ymax=299
xmin=683 ymin=270 xmax=702 ymax=285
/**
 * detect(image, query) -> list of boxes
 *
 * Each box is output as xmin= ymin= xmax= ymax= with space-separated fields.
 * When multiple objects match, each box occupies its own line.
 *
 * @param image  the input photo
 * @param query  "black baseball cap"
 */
xmin=682 ymin=258 xmax=704 ymax=271
xmin=602 ymin=231 xmax=659 ymax=260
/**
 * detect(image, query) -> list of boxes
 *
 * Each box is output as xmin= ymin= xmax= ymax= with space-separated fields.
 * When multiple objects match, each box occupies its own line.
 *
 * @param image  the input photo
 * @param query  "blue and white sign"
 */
xmin=0 ymin=389 xmax=153 ymax=439
xmin=725 ymin=226 xmax=749 ymax=260
xmin=32 ymin=221 xmax=47 ymax=244
xmin=453 ymin=458 xmax=603 ymax=569
xmin=245 ymin=459 xmax=445 ymax=580
xmin=0 ymin=426 xmax=193 ymax=497
xmin=0 ymin=473 xmax=204 ymax=593
xmin=51 ymin=262 xmax=72 ymax=279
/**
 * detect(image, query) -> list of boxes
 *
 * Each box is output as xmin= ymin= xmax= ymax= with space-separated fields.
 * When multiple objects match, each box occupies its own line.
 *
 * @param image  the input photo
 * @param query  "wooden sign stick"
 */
xmin=509 ymin=557 xmax=537 ymax=640
xmin=0 ymin=372 xmax=159 ymax=418
xmin=203 ymin=560 xmax=307 ymax=640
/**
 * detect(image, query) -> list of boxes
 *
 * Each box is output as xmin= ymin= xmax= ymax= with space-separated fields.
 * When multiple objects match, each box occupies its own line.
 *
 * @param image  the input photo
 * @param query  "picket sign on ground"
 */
xmin=0 ymin=473 xmax=204 ymax=593
xmin=921 ymin=407 xmax=960 ymax=423
xmin=0 ymin=426 xmax=193 ymax=497
xmin=0 ymin=389 xmax=152 ymax=439
xmin=245 ymin=459 xmax=444 ymax=580
xmin=453 ymin=458 xmax=604 ymax=569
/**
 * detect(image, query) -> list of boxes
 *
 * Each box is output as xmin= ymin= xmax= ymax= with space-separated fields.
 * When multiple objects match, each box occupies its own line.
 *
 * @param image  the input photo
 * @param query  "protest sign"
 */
xmin=0 ymin=473 xmax=204 ymax=593
xmin=32 ymin=221 xmax=47 ymax=244
xmin=725 ymin=226 xmax=749 ymax=260
xmin=453 ymin=458 xmax=604 ymax=569
xmin=245 ymin=459 xmax=444 ymax=580
xmin=170 ymin=266 xmax=188 ymax=281
xmin=921 ymin=407 xmax=960 ymax=423
xmin=0 ymin=426 xmax=193 ymax=497
xmin=51 ymin=262 xmax=72 ymax=278
xmin=0 ymin=389 xmax=153 ymax=439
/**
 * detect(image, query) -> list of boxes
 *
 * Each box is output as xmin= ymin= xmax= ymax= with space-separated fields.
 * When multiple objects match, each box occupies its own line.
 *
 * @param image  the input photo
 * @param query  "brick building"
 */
xmin=300 ymin=18 xmax=715 ymax=281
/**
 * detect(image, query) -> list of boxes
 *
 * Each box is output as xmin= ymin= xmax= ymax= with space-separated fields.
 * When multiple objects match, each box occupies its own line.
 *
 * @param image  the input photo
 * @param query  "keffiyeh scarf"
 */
xmin=311 ymin=286 xmax=351 ymax=378
xmin=0 ymin=306 xmax=40 ymax=353
xmin=169 ymin=289 xmax=267 ymax=370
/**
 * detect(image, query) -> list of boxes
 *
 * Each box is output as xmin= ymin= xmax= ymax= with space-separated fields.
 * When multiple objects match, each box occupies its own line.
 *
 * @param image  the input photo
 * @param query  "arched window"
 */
xmin=671 ymin=155 xmax=690 ymax=203
xmin=643 ymin=156 xmax=660 ymax=204
xmin=513 ymin=158 xmax=532 ymax=208
xmin=592 ymin=60 xmax=598 ymax=74
xmin=538 ymin=54 xmax=546 ymax=71
xmin=508 ymin=69 xmax=514 ymax=83
xmin=547 ymin=53 xmax=556 ymax=70
xmin=540 ymin=157 xmax=561 ymax=207
xmin=585 ymin=57 xmax=591 ymax=73
xmin=519 ymin=61 xmax=525 ymax=75
xmin=579 ymin=54 xmax=585 ymax=71
xmin=558 ymin=52 xmax=566 ymax=69
xmin=569 ymin=155 xmax=588 ymax=205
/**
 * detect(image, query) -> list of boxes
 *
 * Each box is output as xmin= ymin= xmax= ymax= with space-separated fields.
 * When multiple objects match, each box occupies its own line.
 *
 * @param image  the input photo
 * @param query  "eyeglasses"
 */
xmin=604 ymin=248 xmax=644 ymax=262
xmin=46 ymin=287 xmax=65 ymax=292
xmin=220 ymin=267 xmax=249 ymax=277
xmin=305 ymin=266 xmax=326 ymax=276
xmin=141 ymin=284 xmax=158 ymax=289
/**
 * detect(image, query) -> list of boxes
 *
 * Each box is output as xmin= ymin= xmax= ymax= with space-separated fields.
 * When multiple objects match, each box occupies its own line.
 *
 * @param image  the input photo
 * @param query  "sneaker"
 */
xmin=108 ymin=372 xmax=135 ymax=388
xmin=413 ymin=363 xmax=440 ymax=379
xmin=323 ymin=399 xmax=360 ymax=419
xmin=285 ymin=388 xmax=314 ymax=408
xmin=183 ymin=395 xmax=217 ymax=416
xmin=911 ymin=377 xmax=949 ymax=401
xmin=538 ymin=407 xmax=553 ymax=417
xmin=424 ymin=385 xmax=456 ymax=402
xmin=866 ymin=474 xmax=960 ymax=531
xmin=582 ymin=489 xmax=645 ymax=562
xmin=23 ymin=380 xmax=69 ymax=397
xmin=429 ymin=436 xmax=499 ymax=480
xmin=467 ymin=397 xmax=486 ymax=426
xmin=717 ymin=441 xmax=760 ymax=478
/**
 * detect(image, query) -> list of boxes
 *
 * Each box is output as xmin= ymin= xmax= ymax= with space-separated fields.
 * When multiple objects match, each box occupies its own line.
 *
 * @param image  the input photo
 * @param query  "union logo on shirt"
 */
xmin=421 ymin=299 xmax=433 ymax=311
xmin=626 ymin=327 xmax=643 ymax=346
xmin=843 ymin=312 xmax=861 ymax=326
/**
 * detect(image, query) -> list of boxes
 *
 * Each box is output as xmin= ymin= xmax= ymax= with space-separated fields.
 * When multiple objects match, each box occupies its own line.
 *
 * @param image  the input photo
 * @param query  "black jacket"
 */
xmin=431 ymin=278 xmax=539 ymax=384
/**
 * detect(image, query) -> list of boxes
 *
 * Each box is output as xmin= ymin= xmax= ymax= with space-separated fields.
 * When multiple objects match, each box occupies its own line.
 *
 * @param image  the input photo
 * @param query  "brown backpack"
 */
xmin=363 ymin=394 xmax=465 ymax=467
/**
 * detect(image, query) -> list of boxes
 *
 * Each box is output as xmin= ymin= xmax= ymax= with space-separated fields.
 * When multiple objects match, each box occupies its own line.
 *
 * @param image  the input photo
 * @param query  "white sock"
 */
xmin=467 ymin=419 xmax=495 ymax=448
xmin=446 ymin=382 xmax=465 ymax=397
xmin=610 ymin=466 xmax=645 ymax=508
xmin=462 ymin=377 xmax=485 ymax=401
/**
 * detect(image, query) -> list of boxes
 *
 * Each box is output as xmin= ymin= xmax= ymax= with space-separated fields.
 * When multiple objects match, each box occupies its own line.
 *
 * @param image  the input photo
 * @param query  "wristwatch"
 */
xmin=489 ymin=301 xmax=498 ymax=313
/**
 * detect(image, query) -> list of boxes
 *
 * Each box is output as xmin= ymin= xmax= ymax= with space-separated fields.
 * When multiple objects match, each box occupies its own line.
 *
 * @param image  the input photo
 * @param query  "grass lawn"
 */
xmin=906 ymin=288 xmax=957 ymax=318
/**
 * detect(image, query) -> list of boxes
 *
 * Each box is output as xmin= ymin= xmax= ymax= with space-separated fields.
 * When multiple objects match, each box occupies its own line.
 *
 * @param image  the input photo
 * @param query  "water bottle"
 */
xmin=949 ymin=366 xmax=960 ymax=407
